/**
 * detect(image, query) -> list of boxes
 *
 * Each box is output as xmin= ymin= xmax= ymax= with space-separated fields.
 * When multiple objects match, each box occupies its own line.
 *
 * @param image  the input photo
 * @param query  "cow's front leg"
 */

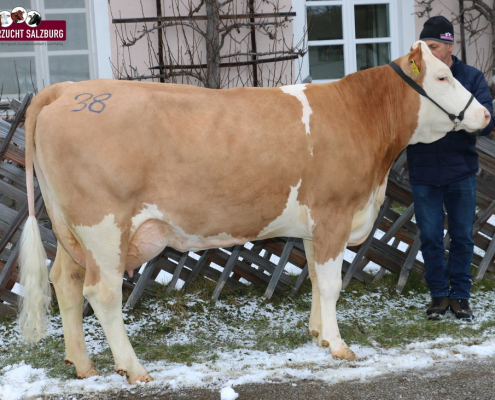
xmin=83 ymin=260 xmax=153 ymax=384
xmin=50 ymin=243 xmax=98 ymax=378
xmin=314 ymin=250 xmax=356 ymax=360
xmin=303 ymin=239 xmax=321 ymax=343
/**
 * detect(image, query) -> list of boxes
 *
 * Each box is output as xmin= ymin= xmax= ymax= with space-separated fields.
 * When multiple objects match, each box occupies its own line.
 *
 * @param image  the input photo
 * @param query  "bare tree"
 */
xmin=415 ymin=0 xmax=495 ymax=81
xmin=110 ymin=0 xmax=306 ymax=88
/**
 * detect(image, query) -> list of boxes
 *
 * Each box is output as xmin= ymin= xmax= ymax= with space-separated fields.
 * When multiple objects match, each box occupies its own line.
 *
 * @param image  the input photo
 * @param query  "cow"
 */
xmin=11 ymin=10 xmax=24 ymax=23
xmin=19 ymin=41 xmax=490 ymax=384
xmin=27 ymin=12 xmax=41 ymax=27
xmin=0 ymin=12 xmax=9 ymax=27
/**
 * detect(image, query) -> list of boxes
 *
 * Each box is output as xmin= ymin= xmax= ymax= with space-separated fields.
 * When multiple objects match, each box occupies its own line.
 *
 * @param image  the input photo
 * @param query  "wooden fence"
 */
xmin=1 ymin=93 xmax=495 ymax=314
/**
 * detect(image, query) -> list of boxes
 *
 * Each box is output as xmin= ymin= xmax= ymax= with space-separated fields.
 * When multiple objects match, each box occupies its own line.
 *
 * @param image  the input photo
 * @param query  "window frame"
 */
xmin=293 ymin=0 xmax=415 ymax=84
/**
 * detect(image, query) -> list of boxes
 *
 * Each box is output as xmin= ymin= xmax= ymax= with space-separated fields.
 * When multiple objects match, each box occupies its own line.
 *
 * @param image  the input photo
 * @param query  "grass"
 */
xmin=1 ymin=271 xmax=495 ymax=382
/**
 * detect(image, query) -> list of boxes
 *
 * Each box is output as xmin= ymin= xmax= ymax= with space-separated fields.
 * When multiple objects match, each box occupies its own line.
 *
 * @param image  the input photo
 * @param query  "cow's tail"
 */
xmin=18 ymin=87 xmax=61 ymax=343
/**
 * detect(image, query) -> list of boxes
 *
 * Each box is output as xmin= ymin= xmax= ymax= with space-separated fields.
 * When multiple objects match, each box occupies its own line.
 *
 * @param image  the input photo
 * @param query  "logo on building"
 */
xmin=0 ymin=6 xmax=66 ymax=41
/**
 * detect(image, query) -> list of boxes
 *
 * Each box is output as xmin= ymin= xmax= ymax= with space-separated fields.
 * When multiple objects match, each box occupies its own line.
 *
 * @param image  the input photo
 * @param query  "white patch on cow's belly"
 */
xmin=131 ymin=203 xmax=164 ymax=235
xmin=280 ymin=84 xmax=313 ymax=136
xmin=74 ymin=214 xmax=122 ymax=270
xmin=256 ymin=179 xmax=314 ymax=240
xmin=348 ymin=177 xmax=388 ymax=245
xmin=166 ymin=226 xmax=245 ymax=252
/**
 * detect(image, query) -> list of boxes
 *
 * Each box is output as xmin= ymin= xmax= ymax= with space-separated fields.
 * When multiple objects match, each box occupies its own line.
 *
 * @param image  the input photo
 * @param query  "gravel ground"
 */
xmin=43 ymin=357 xmax=495 ymax=400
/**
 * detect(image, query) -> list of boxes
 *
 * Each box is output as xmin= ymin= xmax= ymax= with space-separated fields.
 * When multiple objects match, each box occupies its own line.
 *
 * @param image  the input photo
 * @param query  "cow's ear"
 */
xmin=408 ymin=44 xmax=423 ymax=77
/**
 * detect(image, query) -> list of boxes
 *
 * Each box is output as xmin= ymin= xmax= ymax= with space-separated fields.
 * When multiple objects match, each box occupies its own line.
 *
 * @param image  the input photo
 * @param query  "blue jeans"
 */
xmin=412 ymin=175 xmax=476 ymax=299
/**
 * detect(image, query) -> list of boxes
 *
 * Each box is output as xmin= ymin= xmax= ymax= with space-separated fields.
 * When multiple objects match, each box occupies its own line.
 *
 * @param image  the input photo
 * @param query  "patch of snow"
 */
xmin=221 ymin=386 xmax=239 ymax=400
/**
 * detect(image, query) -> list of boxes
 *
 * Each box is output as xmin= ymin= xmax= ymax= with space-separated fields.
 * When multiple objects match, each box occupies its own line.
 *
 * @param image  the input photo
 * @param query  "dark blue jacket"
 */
xmin=407 ymin=55 xmax=494 ymax=186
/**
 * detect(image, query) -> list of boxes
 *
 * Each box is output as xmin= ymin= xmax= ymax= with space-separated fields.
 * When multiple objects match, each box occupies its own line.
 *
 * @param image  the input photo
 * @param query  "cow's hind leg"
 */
xmin=82 ymin=252 xmax=152 ymax=383
xmin=303 ymin=239 xmax=321 ymax=343
xmin=50 ymin=243 xmax=98 ymax=378
xmin=314 ymin=249 xmax=356 ymax=360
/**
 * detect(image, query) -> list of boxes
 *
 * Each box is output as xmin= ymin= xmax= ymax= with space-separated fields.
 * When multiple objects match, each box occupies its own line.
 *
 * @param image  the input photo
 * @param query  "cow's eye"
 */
xmin=438 ymin=76 xmax=448 ymax=82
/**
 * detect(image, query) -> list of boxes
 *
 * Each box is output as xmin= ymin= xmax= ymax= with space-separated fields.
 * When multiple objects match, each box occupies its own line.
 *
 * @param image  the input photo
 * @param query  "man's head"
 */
xmin=419 ymin=16 xmax=454 ymax=67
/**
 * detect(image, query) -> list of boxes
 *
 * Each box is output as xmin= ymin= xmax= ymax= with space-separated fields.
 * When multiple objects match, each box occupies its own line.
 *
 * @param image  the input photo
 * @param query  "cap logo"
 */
xmin=440 ymin=32 xmax=453 ymax=41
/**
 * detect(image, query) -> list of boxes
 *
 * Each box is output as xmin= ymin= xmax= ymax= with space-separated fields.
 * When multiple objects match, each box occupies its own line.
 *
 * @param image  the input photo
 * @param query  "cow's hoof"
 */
xmin=129 ymin=373 xmax=154 ymax=384
xmin=332 ymin=347 xmax=356 ymax=360
xmin=76 ymin=366 xmax=100 ymax=379
xmin=115 ymin=368 xmax=127 ymax=377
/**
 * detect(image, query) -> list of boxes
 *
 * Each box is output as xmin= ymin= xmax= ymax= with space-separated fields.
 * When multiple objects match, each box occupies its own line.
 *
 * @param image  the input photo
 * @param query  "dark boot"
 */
xmin=449 ymin=298 xmax=474 ymax=321
xmin=426 ymin=296 xmax=450 ymax=320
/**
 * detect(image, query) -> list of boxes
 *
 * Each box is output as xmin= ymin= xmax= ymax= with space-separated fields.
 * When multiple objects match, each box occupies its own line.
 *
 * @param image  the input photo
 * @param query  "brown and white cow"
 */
xmin=19 ymin=41 xmax=490 ymax=383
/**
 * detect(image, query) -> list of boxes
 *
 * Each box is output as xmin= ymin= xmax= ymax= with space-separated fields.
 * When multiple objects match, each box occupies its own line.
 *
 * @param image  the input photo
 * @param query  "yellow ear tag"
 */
xmin=411 ymin=59 xmax=420 ymax=76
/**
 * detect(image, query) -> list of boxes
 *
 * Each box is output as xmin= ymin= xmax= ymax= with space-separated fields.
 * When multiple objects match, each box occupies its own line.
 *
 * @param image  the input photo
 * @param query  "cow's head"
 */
xmin=401 ymin=41 xmax=491 ymax=145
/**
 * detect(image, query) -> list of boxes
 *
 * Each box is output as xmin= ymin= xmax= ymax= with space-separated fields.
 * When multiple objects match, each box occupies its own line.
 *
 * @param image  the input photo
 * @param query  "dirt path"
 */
xmin=42 ymin=357 xmax=495 ymax=400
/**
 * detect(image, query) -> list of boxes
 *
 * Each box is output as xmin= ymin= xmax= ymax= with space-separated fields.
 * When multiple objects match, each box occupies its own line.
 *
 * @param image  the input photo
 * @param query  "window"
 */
xmin=0 ymin=0 xmax=111 ymax=99
xmin=293 ymin=0 xmax=410 ymax=83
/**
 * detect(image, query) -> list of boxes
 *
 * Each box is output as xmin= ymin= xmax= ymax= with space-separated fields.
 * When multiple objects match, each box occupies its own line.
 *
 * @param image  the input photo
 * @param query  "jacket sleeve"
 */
xmin=472 ymin=71 xmax=494 ymax=136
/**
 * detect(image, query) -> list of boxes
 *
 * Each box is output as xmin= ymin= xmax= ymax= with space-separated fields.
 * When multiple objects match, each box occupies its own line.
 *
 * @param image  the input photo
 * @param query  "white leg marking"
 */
xmin=88 ymin=274 xmax=151 ymax=382
xmin=303 ymin=239 xmax=321 ymax=340
xmin=315 ymin=251 xmax=355 ymax=359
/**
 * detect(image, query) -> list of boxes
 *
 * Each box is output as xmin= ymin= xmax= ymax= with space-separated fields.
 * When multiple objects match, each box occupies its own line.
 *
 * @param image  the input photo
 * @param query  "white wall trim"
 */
xmin=398 ymin=0 xmax=416 ymax=55
xmin=91 ymin=0 xmax=113 ymax=79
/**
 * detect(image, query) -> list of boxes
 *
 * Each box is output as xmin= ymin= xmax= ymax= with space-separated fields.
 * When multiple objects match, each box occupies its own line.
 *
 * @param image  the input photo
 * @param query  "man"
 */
xmin=407 ymin=16 xmax=494 ymax=321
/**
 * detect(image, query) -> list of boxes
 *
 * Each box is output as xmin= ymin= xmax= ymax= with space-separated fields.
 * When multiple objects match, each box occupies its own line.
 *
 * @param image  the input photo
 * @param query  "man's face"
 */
xmin=424 ymin=40 xmax=454 ymax=66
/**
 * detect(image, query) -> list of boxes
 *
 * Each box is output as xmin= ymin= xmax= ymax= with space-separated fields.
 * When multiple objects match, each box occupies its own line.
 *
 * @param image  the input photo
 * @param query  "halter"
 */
xmin=389 ymin=61 xmax=474 ymax=131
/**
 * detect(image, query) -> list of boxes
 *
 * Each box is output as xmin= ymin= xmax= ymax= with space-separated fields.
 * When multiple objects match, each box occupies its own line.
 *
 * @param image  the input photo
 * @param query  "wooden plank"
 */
xmin=238 ymin=248 xmax=293 ymax=286
xmin=113 ymin=12 xmax=297 ymax=24
xmin=0 ymin=163 xmax=27 ymax=186
xmin=208 ymin=249 xmax=271 ymax=287
xmin=290 ymin=263 xmax=308 ymax=298
xmin=182 ymin=249 xmax=213 ymax=290
xmin=211 ymin=245 xmax=242 ymax=300
xmin=0 ymin=178 xmax=27 ymax=203
xmin=150 ymin=55 xmax=299 ymax=71
xmin=0 ymin=93 xmax=32 ymax=160
xmin=166 ymin=252 xmax=188 ymax=292
xmin=264 ymin=237 xmax=296 ymax=300
xmin=396 ymin=232 xmax=422 ymax=293
xmin=0 ymin=138 xmax=25 ymax=165
xmin=158 ymin=252 xmax=244 ymax=290
xmin=373 ymin=238 xmax=401 ymax=282
xmin=125 ymin=250 xmax=165 ymax=308
xmin=0 ymin=287 xmax=18 ymax=305
xmin=0 ymin=120 xmax=25 ymax=149
xmin=0 ymin=186 xmax=41 ymax=254
xmin=475 ymin=233 xmax=495 ymax=281
xmin=366 ymin=238 xmax=424 ymax=276
xmin=342 ymin=260 xmax=374 ymax=283
xmin=472 ymin=199 xmax=495 ymax=236
xmin=0 ymin=195 xmax=45 ymax=297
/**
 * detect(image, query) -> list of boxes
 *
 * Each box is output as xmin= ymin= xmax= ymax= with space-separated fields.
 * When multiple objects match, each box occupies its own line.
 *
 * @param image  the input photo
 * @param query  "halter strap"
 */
xmin=389 ymin=61 xmax=474 ymax=128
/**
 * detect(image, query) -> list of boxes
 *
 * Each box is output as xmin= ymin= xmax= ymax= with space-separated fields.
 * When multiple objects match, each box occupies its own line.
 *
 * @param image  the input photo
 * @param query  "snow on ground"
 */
xmin=1 ymin=287 xmax=495 ymax=400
